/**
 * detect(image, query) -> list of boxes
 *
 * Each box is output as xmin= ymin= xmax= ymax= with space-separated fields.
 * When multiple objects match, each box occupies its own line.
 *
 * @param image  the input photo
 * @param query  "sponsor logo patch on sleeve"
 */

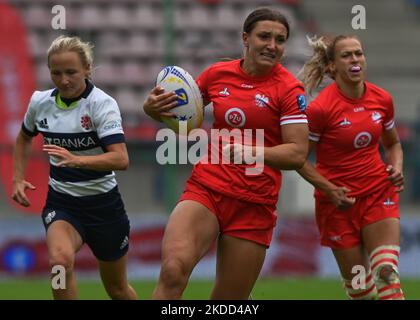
xmin=296 ymin=94 xmax=307 ymax=112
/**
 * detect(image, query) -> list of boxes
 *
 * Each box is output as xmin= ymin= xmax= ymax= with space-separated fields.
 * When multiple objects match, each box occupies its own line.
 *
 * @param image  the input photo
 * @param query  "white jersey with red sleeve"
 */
xmin=190 ymin=59 xmax=308 ymax=205
xmin=307 ymin=81 xmax=395 ymax=199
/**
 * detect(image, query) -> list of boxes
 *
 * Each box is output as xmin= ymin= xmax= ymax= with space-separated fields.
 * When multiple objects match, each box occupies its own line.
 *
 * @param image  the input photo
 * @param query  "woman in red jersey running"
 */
xmin=143 ymin=7 xmax=308 ymax=299
xmin=298 ymin=35 xmax=404 ymax=300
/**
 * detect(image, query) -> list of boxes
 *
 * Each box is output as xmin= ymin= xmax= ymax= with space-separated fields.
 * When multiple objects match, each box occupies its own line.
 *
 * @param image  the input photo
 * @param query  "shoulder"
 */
xmin=311 ymin=82 xmax=337 ymax=105
xmin=365 ymin=81 xmax=393 ymax=103
xmin=30 ymin=89 xmax=55 ymax=104
xmin=306 ymin=83 xmax=337 ymax=117
xmin=210 ymin=59 xmax=238 ymax=71
xmin=275 ymin=65 xmax=300 ymax=83
xmin=87 ymin=86 xmax=118 ymax=107
xmin=201 ymin=60 xmax=239 ymax=76
xmin=272 ymin=65 xmax=304 ymax=94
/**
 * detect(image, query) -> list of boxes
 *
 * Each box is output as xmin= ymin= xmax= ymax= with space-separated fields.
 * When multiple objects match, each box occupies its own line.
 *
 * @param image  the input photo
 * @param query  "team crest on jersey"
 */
xmin=219 ymin=88 xmax=230 ymax=97
xmin=80 ymin=115 xmax=92 ymax=130
xmin=353 ymin=131 xmax=372 ymax=149
xmin=296 ymin=94 xmax=307 ymax=112
xmin=225 ymin=108 xmax=246 ymax=127
xmin=371 ymin=111 xmax=382 ymax=124
xmin=383 ymin=197 xmax=396 ymax=207
xmin=255 ymin=94 xmax=269 ymax=107
xmin=339 ymin=118 xmax=352 ymax=127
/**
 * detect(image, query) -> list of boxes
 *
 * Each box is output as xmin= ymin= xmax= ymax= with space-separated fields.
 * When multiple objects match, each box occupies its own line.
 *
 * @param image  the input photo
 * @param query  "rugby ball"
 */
xmin=156 ymin=66 xmax=203 ymax=134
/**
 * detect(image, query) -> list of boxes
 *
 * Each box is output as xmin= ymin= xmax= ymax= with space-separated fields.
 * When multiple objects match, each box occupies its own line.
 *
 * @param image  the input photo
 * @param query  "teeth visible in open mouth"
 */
xmin=262 ymin=53 xmax=275 ymax=58
xmin=351 ymin=66 xmax=361 ymax=72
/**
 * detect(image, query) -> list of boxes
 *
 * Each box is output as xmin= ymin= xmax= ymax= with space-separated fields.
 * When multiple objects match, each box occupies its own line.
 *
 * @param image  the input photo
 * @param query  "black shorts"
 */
xmin=42 ymin=186 xmax=130 ymax=261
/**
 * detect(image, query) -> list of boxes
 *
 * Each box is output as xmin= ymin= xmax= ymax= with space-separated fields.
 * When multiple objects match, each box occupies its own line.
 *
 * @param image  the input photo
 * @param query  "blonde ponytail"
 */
xmin=299 ymin=35 xmax=331 ymax=95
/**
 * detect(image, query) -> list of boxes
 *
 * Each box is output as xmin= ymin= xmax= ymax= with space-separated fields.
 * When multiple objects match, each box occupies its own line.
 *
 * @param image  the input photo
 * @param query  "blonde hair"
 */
xmin=300 ymin=34 xmax=361 ymax=95
xmin=47 ymin=35 xmax=94 ymax=79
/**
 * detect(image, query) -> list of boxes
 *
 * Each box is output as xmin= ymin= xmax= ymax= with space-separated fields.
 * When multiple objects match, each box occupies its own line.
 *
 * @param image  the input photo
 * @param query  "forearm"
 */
xmin=74 ymin=151 xmax=129 ymax=171
xmin=13 ymin=133 xmax=32 ymax=182
xmin=384 ymin=142 xmax=403 ymax=172
xmin=297 ymin=160 xmax=336 ymax=194
xmin=263 ymin=143 xmax=307 ymax=170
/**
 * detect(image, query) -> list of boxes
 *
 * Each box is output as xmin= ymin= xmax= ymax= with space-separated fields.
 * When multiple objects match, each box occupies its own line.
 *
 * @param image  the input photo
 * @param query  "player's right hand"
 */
xmin=143 ymin=86 xmax=178 ymax=119
xmin=327 ymin=186 xmax=356 ymax=211
xmin=11 ymin=180 xmax=36 ymax=207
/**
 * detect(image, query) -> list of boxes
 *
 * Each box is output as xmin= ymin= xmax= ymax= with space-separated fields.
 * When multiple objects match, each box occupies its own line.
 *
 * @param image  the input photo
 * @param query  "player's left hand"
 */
xmin=222 ymin=143 xmax=262 ymax=164
xmin=386 ymin=164 xmax=404 ymax=193
xmin=43 ymin=144 xmax=81 ymax=168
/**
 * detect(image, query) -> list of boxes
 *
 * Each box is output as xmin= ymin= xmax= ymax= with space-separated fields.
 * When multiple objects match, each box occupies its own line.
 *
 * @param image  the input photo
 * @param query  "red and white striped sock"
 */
xmin=370 ymin=245 xmax=404 ymax=300
xmin=342 ymin=272 xmax=378 ymax=300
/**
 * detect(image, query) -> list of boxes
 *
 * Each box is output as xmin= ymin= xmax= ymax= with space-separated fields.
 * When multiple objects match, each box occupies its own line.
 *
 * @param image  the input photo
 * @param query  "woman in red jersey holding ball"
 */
xmin=298 ymin=35 xmax=405 ymax=300
xmin=143 ymin=8 xmax=308 ymax=299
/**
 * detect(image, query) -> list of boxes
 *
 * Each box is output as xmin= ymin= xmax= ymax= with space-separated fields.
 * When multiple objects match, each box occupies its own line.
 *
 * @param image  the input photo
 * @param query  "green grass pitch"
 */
xmin=1 ymin=277 xmax=420 ymax=300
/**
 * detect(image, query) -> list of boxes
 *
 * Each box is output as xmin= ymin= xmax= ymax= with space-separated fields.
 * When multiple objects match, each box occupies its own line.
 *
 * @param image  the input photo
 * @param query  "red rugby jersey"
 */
xmin=191 ymin=59 xmax=307 ymax=205
xmin=307 ymin=81 xmax=395 ymax=199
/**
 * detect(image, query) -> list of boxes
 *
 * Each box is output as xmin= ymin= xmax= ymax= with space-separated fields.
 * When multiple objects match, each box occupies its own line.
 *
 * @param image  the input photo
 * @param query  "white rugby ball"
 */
xmin=156 ymin=66 xmax=203 ymax=134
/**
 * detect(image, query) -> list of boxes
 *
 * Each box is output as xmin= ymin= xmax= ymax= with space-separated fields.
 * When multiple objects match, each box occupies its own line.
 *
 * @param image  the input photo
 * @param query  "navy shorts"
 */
xmin=42 ymin=186 xmax=130 ymax=261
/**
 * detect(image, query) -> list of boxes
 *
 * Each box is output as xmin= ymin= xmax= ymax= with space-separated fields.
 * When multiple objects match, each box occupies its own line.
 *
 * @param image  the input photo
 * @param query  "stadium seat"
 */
xmin=28 ymin=32 xmax=46 ymax=59
xmin=132 ymin=5 xmax=163 ymax=29
xmin=214 ymin=6 xmax=242 ymax=31
xmin=106 ymin=5 xmax=132 ymax=29
xmin=93 ymin=63 xmax=122 ymax=86
xmin=23 ymin=4 xmax=51 ymax=29
xmin=120 ymin=61 xmax=148 ymax=86
xmin=116 ymin=88 xmax=140 ymax=113
xmin=74 ymin=5 xmax=106 ymax=30
xmin=126 ymin=33 xmax=156 ymax=58
xmin=35 ymin=63 xmax=52 ymax=89
xmin=97 ymin=31 xmax=127 ymax=58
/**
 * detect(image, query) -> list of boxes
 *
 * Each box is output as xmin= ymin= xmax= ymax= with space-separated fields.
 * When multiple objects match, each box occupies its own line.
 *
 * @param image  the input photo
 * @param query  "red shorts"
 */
xmin=315 ymin=185 xmax=400 ymax=249
xmin=179 ymin=178 xmax=277 ymax=247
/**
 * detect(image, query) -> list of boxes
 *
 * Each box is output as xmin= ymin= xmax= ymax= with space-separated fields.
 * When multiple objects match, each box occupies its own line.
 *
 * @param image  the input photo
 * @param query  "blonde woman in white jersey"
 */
xmin=12 ymin=36 xmax=137 ymax=300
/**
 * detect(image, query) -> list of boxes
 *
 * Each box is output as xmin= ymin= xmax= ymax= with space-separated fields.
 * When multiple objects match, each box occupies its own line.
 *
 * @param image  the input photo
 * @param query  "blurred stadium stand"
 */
xmin=7 ymin=0 xmax=310 ymax=126
xmin=2 ymin=0 xmax=314 ymax=215
xmin=1 ymin=0 xmax=419 ymax=213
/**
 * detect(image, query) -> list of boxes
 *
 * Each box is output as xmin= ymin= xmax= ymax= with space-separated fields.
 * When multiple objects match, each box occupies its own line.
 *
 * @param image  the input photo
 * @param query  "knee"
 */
xmin=159 ymin=258 xmax=190 ymax=289
xmin=369 ymin=245 xmax=404 ymax=300
xmin=105 ymin=283 xmax=129 ymax=300
xmin=370 ymin=244 xmax=401 ymax=283
xmin=49 ymin=247 xmax=75 ymax=274
xmin=377 ymin=264 xmax=398 ymax=282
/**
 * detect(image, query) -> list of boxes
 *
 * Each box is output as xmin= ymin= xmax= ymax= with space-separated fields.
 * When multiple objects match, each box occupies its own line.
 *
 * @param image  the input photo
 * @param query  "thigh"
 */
xmin=211 ymin=235 xmax=266 ymax=300
xmin=221 ymin=201 xmax=277 ymax=247
xmin=161 ymin=200 xmax=220 ymax=269
xmin=362 ymin=218 xmax=400 ymax=254
xmin=332 ymin=246 xmax=370 ymax=280
xmin=98 ymin=253 xmax=129 ymax=287
xmin=85 ymin=213 xmax=130 ymax=262
xmin=315 ymin=199 xmax=360 ymax=249
xmin=46 ymin=219 xmax=83 ymax=256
